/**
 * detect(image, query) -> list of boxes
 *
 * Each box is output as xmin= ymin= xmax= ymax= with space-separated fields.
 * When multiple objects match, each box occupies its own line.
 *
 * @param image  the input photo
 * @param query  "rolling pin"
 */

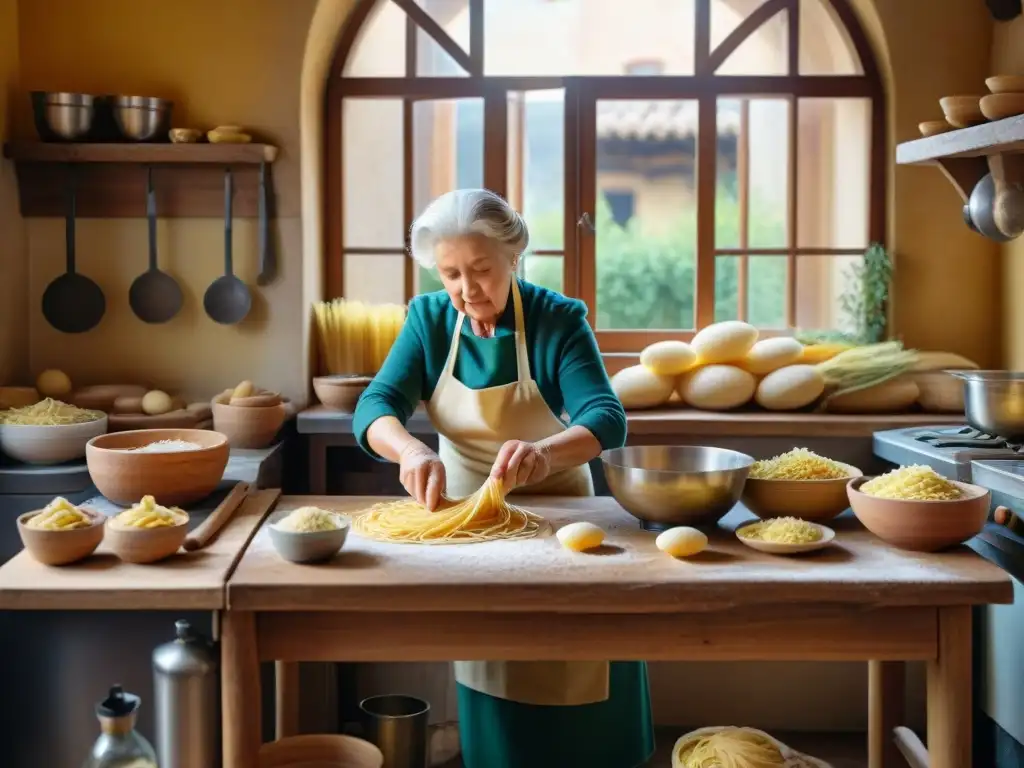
xmin=183 ymin=482 xmax=250 ymax=552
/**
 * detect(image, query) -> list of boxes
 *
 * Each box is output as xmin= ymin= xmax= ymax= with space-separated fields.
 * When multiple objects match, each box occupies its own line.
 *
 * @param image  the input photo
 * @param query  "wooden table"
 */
xmin=0 ymin=489 xmax=280 ymax=610
xmin=224 ymin=495 xmax=1012 ymax=768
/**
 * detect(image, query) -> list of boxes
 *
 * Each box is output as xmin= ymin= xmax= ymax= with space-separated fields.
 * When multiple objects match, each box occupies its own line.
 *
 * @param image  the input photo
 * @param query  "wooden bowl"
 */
xmin=86 ymin=428 xmax=229 ymax=506
xmin=919 ymin=120 xmax=953 ymax=137
xmin=259 ymin=734 xmax=383 ymax=768
xmin=939 ymin=96 xmax=986 ymax=129
xmin=847 ymin=476 xmax=990 ymax=552
xmin=16 ymin=508 xmax=105 ymax=565
xmin=0 ymin=414 xmax=108 ymax=465
xmin=313 ymin=375 xmax=373 ymax=413
xmin=211 ymin=401 xmax=287 ymax=449
xmin=105 ymin=514 xmax=189 ymax=564
xmin=980 ymin=93 xmax=1024 ymax=121
xmin=986 ymin=75 xmax=1024 ymax=94
xmin=742 ymin=463 xmax=862 ymax=522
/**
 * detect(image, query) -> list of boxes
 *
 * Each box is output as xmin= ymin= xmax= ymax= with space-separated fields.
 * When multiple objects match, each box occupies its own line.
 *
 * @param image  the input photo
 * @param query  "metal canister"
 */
xmin=152 ymin=619 xmax=219 ymax=768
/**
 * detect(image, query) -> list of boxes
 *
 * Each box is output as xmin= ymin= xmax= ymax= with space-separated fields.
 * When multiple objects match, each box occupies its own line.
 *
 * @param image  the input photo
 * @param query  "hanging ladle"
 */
xmin=203 ymin=168 xmax=252 ymax=324
xmin=41 ymin=165 xmax=106 ymax=334
xmin=129 ymin=167 xmax=183 ymax=323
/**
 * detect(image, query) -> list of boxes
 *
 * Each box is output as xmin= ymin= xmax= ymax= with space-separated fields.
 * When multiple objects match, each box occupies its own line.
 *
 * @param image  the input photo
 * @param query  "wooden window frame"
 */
xmin=325 ymin=0 xmax=887 ymax=356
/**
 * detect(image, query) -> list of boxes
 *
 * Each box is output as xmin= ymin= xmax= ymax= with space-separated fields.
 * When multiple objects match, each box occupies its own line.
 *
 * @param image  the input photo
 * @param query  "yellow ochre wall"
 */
xmin=8 ymin=0 xmax=318 ymax=402
xmin=992 ymin=15 xmax=1024 ymax=368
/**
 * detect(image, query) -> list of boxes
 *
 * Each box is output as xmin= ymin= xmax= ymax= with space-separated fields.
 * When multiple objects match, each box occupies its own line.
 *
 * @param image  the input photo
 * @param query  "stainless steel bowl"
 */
xmin=601 ymin=445 xmax=754 ymax=531
xmin=32 ymin=91 xmax=97 ymax=140
xmin=950 ymin=371 xmax=1024 ymax=440
xmin=112 ymin=95 xmax=173 ymax=141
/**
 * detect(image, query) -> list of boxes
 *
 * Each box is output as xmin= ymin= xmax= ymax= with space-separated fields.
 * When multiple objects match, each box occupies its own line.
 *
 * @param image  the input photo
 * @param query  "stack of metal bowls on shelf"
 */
xmin=601 ymin=445 xmax=754 ymax=531
xmin=31 ymin=91 xmax=173 ymax=142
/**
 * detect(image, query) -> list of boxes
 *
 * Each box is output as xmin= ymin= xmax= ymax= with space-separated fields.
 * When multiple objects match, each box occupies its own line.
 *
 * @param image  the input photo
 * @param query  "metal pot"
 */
xmin=949 ymin=371 xmax=1024 ymax=440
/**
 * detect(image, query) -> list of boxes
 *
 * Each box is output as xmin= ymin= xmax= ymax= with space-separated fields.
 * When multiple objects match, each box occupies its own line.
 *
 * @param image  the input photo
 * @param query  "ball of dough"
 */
xmin=141 ymin=390 xmax=174 ymax=416
xmin=556 ymin=521 xmax=606 ymax=552
xmin=232 ymin=380 xmax=255 ymax=399
xmin=742 ymin=337 xmax=804 ymax=375
xmin=679 ymin=365 xmax=756 ymax=411
xmin=36 ymin=369 xmax=72 ymax=398
xmin=691 ymin=321 xmax=758 ymax=364
xmin=610 ymin=365 xmax=675 ymax=410
xmin=639 ymin=340 xmax=698 ymax=377
xmin=656 ymin=527 xmax=708 ymax=558
xmin=755 ymin=364 xmax=826 ymax=411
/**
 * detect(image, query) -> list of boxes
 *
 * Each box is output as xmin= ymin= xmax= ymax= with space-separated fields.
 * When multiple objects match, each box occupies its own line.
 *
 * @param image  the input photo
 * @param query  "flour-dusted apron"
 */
xmin=425 ymin=279 xmax=609 ymax=708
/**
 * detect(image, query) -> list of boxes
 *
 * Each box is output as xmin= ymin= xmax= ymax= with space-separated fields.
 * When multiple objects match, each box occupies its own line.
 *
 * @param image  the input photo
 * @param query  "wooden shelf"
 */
xmin=895 ymin=115 xmax=1024 ymax=204
xmin=2 ymin=141 xmax=279 ymax=218
xmin=3 ymin=141 xmax=278 ymax=164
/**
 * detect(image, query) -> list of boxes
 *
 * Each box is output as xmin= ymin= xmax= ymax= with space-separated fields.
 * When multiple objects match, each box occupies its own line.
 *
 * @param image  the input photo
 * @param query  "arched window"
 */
xmin=325 ymin=0 xmax=884 ymax=358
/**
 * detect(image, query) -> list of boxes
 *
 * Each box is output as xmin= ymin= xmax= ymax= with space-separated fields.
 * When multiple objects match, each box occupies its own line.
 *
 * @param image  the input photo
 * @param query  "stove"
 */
xmin=873 ymin=425 xmax=1024 ymax=482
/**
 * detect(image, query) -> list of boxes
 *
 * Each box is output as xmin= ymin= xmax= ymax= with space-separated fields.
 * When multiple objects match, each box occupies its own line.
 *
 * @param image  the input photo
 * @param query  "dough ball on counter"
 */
xmin=141 ymin=390 xmax=174 ymax=415
xmin=742 ymin=337 xmax=804 ymax=375
xmin=691 ymin=321 xmax=758 ymax=364
xmin=556 ymin=521 xmax=606 ymax=552
xmin=755 ymin=365 xmax=826 ymax=411
xmin=611 ymin=365 xmax=675 ymax=410
xmin=36 ymin=369 xmax=72 ymax=398
xmin=639 ymin=340 xmax=697 ymax=377
xmin=656 ymin=527 xmax=708 ymax=558
xmin=678 ymin=365 xmax=756 ymax=411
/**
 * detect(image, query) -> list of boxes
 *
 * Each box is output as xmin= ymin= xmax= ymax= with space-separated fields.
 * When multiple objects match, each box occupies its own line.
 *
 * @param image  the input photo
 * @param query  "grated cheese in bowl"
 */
xmin=748 ymin=448 xmax=852 ymax=480
xmin=861 ymin=465 xmax=964 ymax=501
xmin=737 ymin=517 xmax=823 ymax=544
xmin=275 ymin=506 xmax=347 ymax=533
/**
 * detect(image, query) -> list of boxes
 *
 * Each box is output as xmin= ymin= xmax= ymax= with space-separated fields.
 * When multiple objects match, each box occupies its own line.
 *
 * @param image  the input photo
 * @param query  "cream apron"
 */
xmin=425 ymin=279 xmax=610 ymax=707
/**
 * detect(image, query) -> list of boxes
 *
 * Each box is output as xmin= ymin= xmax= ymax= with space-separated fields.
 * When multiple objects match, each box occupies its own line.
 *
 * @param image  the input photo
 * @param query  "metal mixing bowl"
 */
xmin=950 ymin=370 xmax=1024 ymax=440
xmin=32 ymin=91 xmax=97 ymax=141
xmin=601 ymin=445 xmax=754 ymax=531
xmin=112 ymin=95 xmax=173 ymax=141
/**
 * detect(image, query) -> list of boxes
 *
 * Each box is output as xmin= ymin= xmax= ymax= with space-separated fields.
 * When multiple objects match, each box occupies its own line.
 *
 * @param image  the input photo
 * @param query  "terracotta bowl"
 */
xmin=986 ymin=75 xmax=1024 ymax=94
xmin=16 ymin=508 xmax=105 ymax=565
xmin=105 ymin=514 xmax=189 ymax=564
xmin=980 ymin=93 xmax=1024 ymax=121
xmin=313 ymin=375 xmax=372 ymax=413
xmin=742 ymin=463 xmax=862 ymax=522
xmin=259 ymin=734 xmax=383 ymax=768
xmin=211 ymin=401 xmax=287 ymax=449
xmin=0 ymin=414 xmax=108 ymax=465
xmin=86 ymin=428 xmax=229 ymax=506
xmin=939 ymin=95 xmax=986 ymax=129
xmin=918 ymin=120 xmax=953 ymax=138
xmin=847 ymin=476 xmax=990 ymax=552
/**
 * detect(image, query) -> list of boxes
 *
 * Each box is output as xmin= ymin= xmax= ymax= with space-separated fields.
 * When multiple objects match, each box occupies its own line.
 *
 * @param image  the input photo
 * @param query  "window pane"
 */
xmin=715 ymin=98 xmax=789 ymax=252
xmin=343 ymin=99 xmax=404 ymax=248
xmin=509 ymin=90 xmax=565 ymax=251
xmin=714 ymin=255 xmax=740 ymax=322
xmin=749 ymin=255 xmax=787 ymax=327
xmin=414 ymin=0 xmax=470 ymax=50
xmin=799 ymin=0 xmax=863 ymax=75
xmin=796 ymin=98 xmax=871 ymax=249
xmin=524 ymin=254 xmax=564 ymax=294
xmin=794 ymin=253 xmax=863 ymax=333
xmin=715 ymin=5 xmax=788 ymax=76
xmin=412 ymin=98 xmax=484 ymax=294
xmin=344 ymin=253 xmax=407 ymax=304
xmin=344 ymin=0 xmax=407 ymax=77
xmin=417 ymin=27 xmax=470 ymax=76
xmin=593 ymin=99 xmax=698 ymax=330
xmin=484 ymin=0 xmax=695 ymax=75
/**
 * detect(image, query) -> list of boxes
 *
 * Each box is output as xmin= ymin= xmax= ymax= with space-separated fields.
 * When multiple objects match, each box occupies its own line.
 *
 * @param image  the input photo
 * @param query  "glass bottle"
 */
xmin=81 ymin=685 xmax=159 ymax=768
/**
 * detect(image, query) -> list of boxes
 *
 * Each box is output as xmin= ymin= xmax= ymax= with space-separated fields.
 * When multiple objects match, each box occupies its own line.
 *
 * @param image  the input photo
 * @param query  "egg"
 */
xmin=141 ymin=390 xmax=174 ymax=416
xmin=556 ymin=521 xmax=606 ymax=552
xmin=656 ymin=526 xmax=708 ymax=558
xmin=36 ymin=369 xmax=72 ymax=398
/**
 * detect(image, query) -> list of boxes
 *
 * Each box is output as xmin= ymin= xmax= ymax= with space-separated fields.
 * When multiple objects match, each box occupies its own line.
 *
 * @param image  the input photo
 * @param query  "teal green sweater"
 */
xmin=353 ymin=280 xmax=626 ymax=459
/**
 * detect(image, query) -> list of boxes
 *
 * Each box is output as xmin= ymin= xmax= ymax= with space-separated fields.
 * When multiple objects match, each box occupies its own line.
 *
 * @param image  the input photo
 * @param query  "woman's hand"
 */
xmin=491 ymin=440 xmax=551 ymax=491
xmin=399 ymin=442 xmax=447 ymax=511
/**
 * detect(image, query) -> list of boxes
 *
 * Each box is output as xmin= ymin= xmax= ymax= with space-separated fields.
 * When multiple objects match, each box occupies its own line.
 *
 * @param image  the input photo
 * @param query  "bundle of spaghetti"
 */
xmin=351 ymin=477 xmax=545 ymax=544
xmin=674 ymin=728 xmax=786 ymax=768
xmin=313 ymin=298 xmax=406 ymax=375
xmin=0 ymin=397 xmax=103 ymax=425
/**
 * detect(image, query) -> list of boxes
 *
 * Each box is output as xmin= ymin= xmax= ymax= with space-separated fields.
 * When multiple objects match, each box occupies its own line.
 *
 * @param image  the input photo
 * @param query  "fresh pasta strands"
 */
xmin=674 ymin=728 xmax=786 ymax=768
xmin=0 ymin=397 xmax=103 ymax=425
xmin=312 ymin=298 xmax=407 ymax=376
xmin=352 ymin=477 xmax=545 ymax=544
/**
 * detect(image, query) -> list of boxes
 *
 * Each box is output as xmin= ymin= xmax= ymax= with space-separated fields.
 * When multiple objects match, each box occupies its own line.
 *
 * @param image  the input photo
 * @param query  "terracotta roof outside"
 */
xmin=596 ymin=99 xmax=741 ymax=140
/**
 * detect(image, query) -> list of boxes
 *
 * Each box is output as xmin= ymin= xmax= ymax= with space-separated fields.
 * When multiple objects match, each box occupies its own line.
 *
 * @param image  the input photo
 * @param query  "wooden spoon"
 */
xmin=183 ymin=482 xmax=250 ymax=551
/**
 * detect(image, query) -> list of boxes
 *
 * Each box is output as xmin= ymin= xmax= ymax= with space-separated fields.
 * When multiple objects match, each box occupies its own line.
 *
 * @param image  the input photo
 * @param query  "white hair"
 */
xmin=409 ymin=189 xmax=529 ymax=269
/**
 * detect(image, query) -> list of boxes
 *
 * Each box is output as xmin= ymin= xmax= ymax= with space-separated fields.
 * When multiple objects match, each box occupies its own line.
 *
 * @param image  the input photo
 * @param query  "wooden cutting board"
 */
xmin=108 ymin=403 xmax=213 ymax=432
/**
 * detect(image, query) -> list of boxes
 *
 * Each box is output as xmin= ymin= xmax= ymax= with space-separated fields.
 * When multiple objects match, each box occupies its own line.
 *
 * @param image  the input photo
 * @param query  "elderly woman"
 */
xmin=353 ymin=189 xmax=654 ymax=767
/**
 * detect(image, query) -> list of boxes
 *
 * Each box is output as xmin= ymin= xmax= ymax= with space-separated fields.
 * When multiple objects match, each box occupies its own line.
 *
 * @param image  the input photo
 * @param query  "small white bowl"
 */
xmin=735 ymin=519 xmax=836 ymax=555
xmin=0 ymin=414 xmax=108 ymax=465
xmin=267 ymin=510 xmax=350 ymax=564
